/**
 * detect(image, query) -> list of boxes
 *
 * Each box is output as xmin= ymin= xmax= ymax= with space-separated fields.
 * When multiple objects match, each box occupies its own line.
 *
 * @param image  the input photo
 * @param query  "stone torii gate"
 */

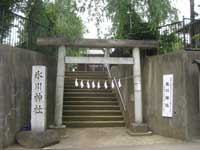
xmin=37 ymin=37 xmax=158 ymax=133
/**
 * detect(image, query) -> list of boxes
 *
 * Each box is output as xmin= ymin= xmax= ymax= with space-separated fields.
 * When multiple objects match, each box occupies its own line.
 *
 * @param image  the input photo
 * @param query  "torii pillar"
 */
xmin=54 ymin=46 xmax=66 ymax=128
xmin=127 ymin=48 xmax=150 ymax=135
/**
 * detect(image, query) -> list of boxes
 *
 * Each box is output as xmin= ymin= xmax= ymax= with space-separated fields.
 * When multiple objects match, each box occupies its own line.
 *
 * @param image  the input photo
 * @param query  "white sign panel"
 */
xmin=31 ymin=66 xmax=47 ymax=132
xmin=162 ymin=74 xmax=173 ymax=117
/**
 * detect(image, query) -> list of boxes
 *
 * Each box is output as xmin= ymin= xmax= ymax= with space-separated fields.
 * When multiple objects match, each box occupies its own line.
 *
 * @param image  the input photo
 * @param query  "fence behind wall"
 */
xmin=159 ymin=17 xmax=200 ymax=51
xmin=0 ymin=8 xmax=55 ymax=54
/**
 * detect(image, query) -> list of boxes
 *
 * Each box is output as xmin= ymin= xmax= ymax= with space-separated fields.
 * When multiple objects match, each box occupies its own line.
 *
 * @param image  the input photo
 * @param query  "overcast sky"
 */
xmin=83 ymin=0 xmax=200 ymax=38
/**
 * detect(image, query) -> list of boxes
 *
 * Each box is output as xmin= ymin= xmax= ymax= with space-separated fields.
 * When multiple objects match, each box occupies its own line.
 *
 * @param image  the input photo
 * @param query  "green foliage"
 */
xmin=0 ymin=0 xmax=21 ymax=10
xmin=17 ymin=0 xmax=54 ymax=54
xmin=193 ymin=34 xmax=200 ymax=40
xmin=0 ymin=10 xmax=13 ymax=42
xmin=45 ymin=0 xmax=84 ymax=40
xmin=79 ymin=0 xmax=178 ymax=54
xmin=44 ymin=0 xmax=85 ymax=56
xmin=147 ymin=0 xmax=178 ymax=27
xmin=159 ymin=33 xmax=182 ymax=54
xmin=82 ymin=0 xmax=177 ymax=38
xmin=113 ymin=9 xmax=158 ymax=40
xmin=1 ymin=0 xmax=178 ymax=54
xmin=0 ymin=0 xmax=85 ymax=56
xmin=17 ymin=0 xmax=85 ymax=55
xmin=26 ymin=0 xmax=51 ymax=44
xmin=0 ymin=0 xmax=23 ymax=42
xmin=109 ymin=0 xmax=177 ymax=39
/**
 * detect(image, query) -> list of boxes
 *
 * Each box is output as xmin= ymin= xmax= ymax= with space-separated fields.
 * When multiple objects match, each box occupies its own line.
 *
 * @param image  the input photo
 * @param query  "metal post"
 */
xmin=54 ymin=46 xmax=66 ymax=128
xmin=132 ymin=48 xmax=143 ymax=124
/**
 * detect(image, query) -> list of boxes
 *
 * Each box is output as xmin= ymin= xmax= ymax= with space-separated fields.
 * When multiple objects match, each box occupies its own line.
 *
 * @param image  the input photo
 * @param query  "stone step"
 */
xmin=65 ymin=71 xmax=107 ymax=73
xmin=65 ymin=77 xmax=108 ymax=80
xmin=63 ymin=116 xmax=124 ymax=121
xmin=65 ymin=71 xmax=107 ymax=76
xmin=63 ymin=71 xmax=124 ymax=128
xmin=64 ymin=79 xmax=111 ymax=82
xmin=63 ymin=101 xmax=118 ymax=105
xmin=63 ymin=121 xmax=125 ymax=127
xmin=64 ymin=85 xmax=112 ymax=91
xmin=64 ymin=86 xmax=112 ymax=89
xmin=64 ymin=97 xmax=117 ymax=101
xmin=63 ymin=110 xmax=122 ymax=116
xmin=64 ymin=82 xmax=111 ymax=86
xmin=63 ymin=105 xmax=120 ymax=110
xmin=65 ymin=79 xmax=110 ymax=83
xmin=64 ymin=92 xmax=115 ymax=97
xmin=64 ymin=89 xmax=113 ymax=92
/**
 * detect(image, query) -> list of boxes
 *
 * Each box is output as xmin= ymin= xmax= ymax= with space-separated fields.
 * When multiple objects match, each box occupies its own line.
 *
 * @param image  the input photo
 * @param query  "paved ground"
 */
xmin=6 ymin=127 xmax=200 ymax=150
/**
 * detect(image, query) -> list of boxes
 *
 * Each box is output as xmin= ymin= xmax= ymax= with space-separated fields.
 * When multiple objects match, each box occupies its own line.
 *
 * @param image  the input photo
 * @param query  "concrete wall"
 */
xmin=110 ymin=65 xmax=134 ymax=128
xmin=0 ymin=45 xmax=57 ymax=147
xmin=181 ymin=52 xmax=200 ymax=138
xmin=143 ymin=51 xmax=200 ymax=140
xmin=111 ymin=51 xmax=200 ymax=140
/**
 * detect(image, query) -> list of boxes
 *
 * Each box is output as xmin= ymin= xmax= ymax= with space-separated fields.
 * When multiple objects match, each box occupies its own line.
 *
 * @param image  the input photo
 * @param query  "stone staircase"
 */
xmin=63 ymin=71 xmax=125 ymax=127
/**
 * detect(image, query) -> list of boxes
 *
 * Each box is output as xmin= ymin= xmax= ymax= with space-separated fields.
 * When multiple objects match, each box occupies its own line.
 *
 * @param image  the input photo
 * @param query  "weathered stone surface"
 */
xmin=127 ymin=123 xmax=152 ymax=136
xmin=16 ymin=130 xmax=60 ymax=148
xmin=143 ymin=51 xmax=200 ymax=140
xmin=111 ymin=51 xmax=200 ymax=140
xmin=130 ymin=123 xmax=149 ymax=133
xmin=0 ymin=45 xmax=57 ymax=147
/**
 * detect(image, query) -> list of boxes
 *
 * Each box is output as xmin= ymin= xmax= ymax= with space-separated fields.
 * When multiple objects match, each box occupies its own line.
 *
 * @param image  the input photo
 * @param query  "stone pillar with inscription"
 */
xmin=31 ymin=66 xmax=47 ymax=132
xmin=16 ymin=66 xmax=60 ymax=148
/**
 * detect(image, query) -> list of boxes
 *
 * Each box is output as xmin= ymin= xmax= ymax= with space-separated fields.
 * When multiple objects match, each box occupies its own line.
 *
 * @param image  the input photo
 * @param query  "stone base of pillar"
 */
xmin=16 ymin=130 xmax=60 ymax=148
xmin=127 ymin=123 xmax=152 ymax=136
xmin=49 ymin=125 xmax=66 ymax=129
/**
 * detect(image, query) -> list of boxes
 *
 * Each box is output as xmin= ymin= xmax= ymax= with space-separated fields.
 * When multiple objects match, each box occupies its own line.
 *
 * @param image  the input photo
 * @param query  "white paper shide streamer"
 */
xmin=97 ymin=81 xmax=101 ymax=89
xmin=80 ymin=80 xmax=84 ymax=88
xmin=104 ymin=80 xmax=108 ymax=89
xmin=74 ymin=77 xmax=122 ymax=89
xmin=92 ymin=81 xmax=96 ymax=89
xmin=118 ymin=79 xmax=122 ymax=88
xmin=87 ymin=80 xmax=90 ymax=89
xmin=75 ymin=78 xmax=79 ymax=87
xmin=111 ymin=80 xmax=115 ymax=89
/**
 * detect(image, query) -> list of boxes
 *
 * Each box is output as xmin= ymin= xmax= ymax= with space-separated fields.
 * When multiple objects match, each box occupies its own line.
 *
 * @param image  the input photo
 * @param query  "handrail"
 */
xmin=106 ymin=66 xmax=126 ymax=111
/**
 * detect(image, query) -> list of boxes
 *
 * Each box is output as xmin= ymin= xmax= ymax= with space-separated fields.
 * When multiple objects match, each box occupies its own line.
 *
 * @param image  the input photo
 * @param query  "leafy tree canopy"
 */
xmin=1 ymin=0 xmax=178 ymax=54
xmin=77 ymin=0 xmax=178 ymax=54
xmin=21 ymin=0 xmax=84 ymax=40
xmin=0 ymin=0 xmax=85 ymax=55
xmin=76 ymin=0 xmax=177 ymax=38
xmin=44 ymin=0 xmax=84 ymax=40
xmin=0 ymin=0 xmax=20 ymax=10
